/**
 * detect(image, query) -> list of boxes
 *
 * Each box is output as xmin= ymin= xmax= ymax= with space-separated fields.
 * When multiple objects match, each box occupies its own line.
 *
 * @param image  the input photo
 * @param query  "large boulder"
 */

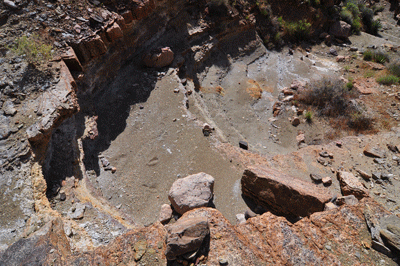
xmin=168 ymin=172 xmax=214 ymax=215
xmin=329 ymin=21 xmax=351 ymax=39
xmin=241 ymin=166 xmax=332 ymax=217
xmin=142 ymin=47 xmax=174 ymax=68
xmin=337 ymin=171 xmax=369 ymax=200
xmin=165 ymin=216 xmax=209 ymax=260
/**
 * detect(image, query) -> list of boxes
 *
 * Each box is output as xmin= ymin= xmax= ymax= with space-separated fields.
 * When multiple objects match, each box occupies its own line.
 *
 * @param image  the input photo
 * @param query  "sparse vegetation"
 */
xmin=364 ymin=70 xmax=375 ymax=78
xmin=363 ymin=50 xmax=389 ymax=64
xmin=376 ymin=75 xmax=399 ymax=85
xmin=305 ymin=111 xmax=313 ymax=122
xmin=10 ymin=34 xmax=53 ymax=64
xmin=389 ymin=62 xmax=400 ymax=77
xmin=295 ymin=78 xmax=373 ymax=132
xmin=282 ymin=19 xmax=311 ymax=42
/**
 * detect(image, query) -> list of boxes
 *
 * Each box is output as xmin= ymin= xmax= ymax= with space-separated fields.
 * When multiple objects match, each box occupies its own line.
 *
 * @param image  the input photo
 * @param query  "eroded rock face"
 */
xmin=241 ymin=166 xmax=332 ymax=217
xmin=337 ymin=171 xmax=369 ymax=200
xmin=168 ymin=172 xmax=214 ymax=215
xmin=165 ymin=216 xmax=209 ymax=260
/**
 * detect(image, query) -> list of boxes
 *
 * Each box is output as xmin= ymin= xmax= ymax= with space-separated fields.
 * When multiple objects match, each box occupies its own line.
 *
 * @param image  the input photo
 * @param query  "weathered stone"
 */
xmin=143 ymin=47 xmax=174 ymax=68
xmin=121 ymin=10 xmax=133 ymax=24
xmin=241 ymin=166 xmax=332 ymax=217
xmin=336 ymin=195 xmax=359 ymax=206
xmin=380 ymin=215 xmax=400 ymax=252
xmin=159 ymin=204 xmax=173 ymax=224
xmin=134 ymin=240 xmax=147 ymax=261
xmin=165 ymin=216 xmax=209 ymax=260
xmin=329 ymin=21 xmax=351 ymax=39
xmin=84 ymin=35 xmax=107 ymax=58
xmin=336 ymin=55 xmax=345 ymax=62
xmin=310 ymin=173 xmax=323 ymax=183
xmin=290 ymin=79 xmax=306 ymax=90
xmin=168 ymin=172 xmax=214 ymax=215
xmin=291 ymin=117 xmax=300 ymax=126
xmin=329 ymin=48 xmax=338 ymax=56
xmin=67 ymin=203 xmax=86 ymax=219
xmin=353 ymin=78 xmax=378 ymax=94
xmin=324 ymin=202 xmax=337 ymax=211
xmin=364 ymin=144 xmax=386 ymax=158
xmin=239 ymin=140 xmax=248 ymax=150
xmin=322 ymin=176 xmax=332 ymax=186
xmin=356 ymin=168 xmax=371 ymax=180
xmin=106 ymin=22 xmax=123 ymax=42
xmin=337 ymin=171 xmax=369 ymax=200
xmin=61 ymin=46 xmax=83 ymax=72
xmin=296 ymin=133 xmax=305 ymax=144
xmin=3 ymin=100 xmax=17 ymax=116
xmin=236 ymin=214 xmax=246 ymax=224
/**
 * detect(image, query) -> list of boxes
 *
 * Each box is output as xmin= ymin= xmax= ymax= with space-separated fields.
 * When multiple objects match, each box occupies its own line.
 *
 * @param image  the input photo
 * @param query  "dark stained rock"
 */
xmin=143 ymin=47 xmax=174 ymax=68
xmin=106 ymin=22 xmax=123 ymax=42
xmin=61 ymin=46 xmax=83 ymax=72
xmin=329 ymin=21 xmax=351 ymax=39
xmin=241 ymin=166 xmax=332 ymax=217
xmin=239 ymin=140 xmax=248 ymax=150
xmin=337 ymin=171 xmax=369 ymax=200
xmin=165 ymin=216 xmax=209 ymax=260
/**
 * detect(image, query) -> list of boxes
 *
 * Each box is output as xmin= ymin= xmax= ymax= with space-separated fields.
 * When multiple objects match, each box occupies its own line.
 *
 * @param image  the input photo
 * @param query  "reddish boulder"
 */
xmin=106 ymin=22 xmax=123 ymax=42
xmin=337 ymin=171 xmax=369 ymax=200
xmin=241 ymin=166 xmax=332 ymax=217
xmin=143 ymin=47 xmax=174 ymax=68
xmin=84 ymin=35 xmax=107 ymax=59
xmin=61 ymin=46 xmax=83 ymax=72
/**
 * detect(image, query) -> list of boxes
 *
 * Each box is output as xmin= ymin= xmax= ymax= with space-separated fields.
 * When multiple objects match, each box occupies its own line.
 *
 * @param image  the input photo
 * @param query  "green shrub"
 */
xmin=373 ymin=6 xmax=384 ymax=14
xmin=376 ymin=75 xmax=399 ymax=85
xmin=364 ymin=70 xmax=375 ymax=78
xmin=346 ymin=81 xmax=353 ymax=89
xmin=305 ymin=111 xmax=313 ymax=122
xmin=363 ymin=50 xmax=373 ymax=61
xmin=11 ymin=34 xmax=53 ymax=64
xmin=282 ymin=20 xmax=311 ymax=41
xmin=373 ymin=51 xmax=389 ymax=64
xmin=389 ymin=62 xmax=400 ymax=77
xmin=369 ymin=20 xmax=382 ymax=35
xmin=352 ymin=17 xmax=362 ymax=33
xmin=340 ymin=9 xmax=353 ymax=25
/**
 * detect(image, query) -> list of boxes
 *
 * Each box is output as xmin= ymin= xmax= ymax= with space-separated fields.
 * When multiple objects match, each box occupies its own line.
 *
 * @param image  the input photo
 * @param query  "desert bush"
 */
xmin=389 ymin=62 xmax=400 ymax=77
xmin=282 ymin=20 xmax=311 ymax=41
xmin=376 ymin=75 xmax=399 ymax=85
xmin=348 ymin=112 xmax=373 ymax=130
xmin=305 ymin=110 xmax=313 ymax=122
xmin=340 ymin=9 xmax=353 ymax=25
xmin=11 ymin=34 xmax=52 ymax=64
xmin=363 ymin=50 xmax=389 ymax=63
xmin=346 ymin=81 xmax=353 ymax=89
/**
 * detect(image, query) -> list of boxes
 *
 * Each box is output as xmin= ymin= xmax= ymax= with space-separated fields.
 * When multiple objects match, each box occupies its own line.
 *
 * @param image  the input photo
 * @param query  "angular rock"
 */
xmin=67 ymin=203 xmax=86 ymax=219
xmin=291 ymin=117 xmax=300 ymax=126
xmin=236 ymin=214 xmax=246 ymax=224
xmin=353 ymin=78 xmax=378 ymax=95
xmin=324 ymin=202 xmax=337 ymax=211
xmin=3 ymin=100 xmax=17 ymax=116
xmin=159 ymin=204 xmax=173 ymax=224
xmin=241 ymin=166 xmax=332 ymax=217
xmin=239 ymin=140 xmax=248 ymax=150
xmin=337 ymin=171 xmax=369 ymax=200
xmin=106 ymin=22 xmax=123 ymax=42
xmin=364 ymin=144 xmax=386 ymax=158
xmin=329 ymin=21 xmax=351 ymax=39
xmin=143 ymin=47 xmax=174 ymax=68
xmin=168 ymin=172 xmax=214 ymax=215
xmin=336 ymin=55 xmax=345 ymax=62
xmin=84 ymin=35 xmax=107 ymax=59
xmin=380 ymin=215 xmax=400 ymax=252
xmin=336 ymin=195 xmax=359 ymax=206
xmin=165 ymin=216 xmax=209 ymax=260
xmin=356 ymin=168 xmax=371 ymax=180
xmin=322 ymin=176 xmax=332 ymax=186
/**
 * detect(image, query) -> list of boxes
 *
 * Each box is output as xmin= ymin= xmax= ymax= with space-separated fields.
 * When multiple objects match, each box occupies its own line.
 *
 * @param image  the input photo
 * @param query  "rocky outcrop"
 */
xmin=241 ymin=166 xmax=332 ymax=217
xmin=165 ymin=216 xmax=209 ymax=260
xmin=142 ymin=47 xmax=174 ymax=68
xmin=168 ymin=172 xmax=214 ymax=215
xmin=337 ymin=171 xmax=369 ymax=200
xmin=329 ymin=20 xmax=351 ymax=39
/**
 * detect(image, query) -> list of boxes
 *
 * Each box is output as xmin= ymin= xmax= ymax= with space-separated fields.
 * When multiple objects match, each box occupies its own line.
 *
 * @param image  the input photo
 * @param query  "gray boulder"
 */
xmin=329 ymin=21 xmax=351 ymax=39
xmin=168 ymin=172 xmax=214 ymax=215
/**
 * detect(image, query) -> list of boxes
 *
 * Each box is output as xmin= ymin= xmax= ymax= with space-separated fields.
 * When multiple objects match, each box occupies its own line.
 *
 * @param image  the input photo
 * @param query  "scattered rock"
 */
xmin=290 ymin=80 xmax=306 ymax=90
xmin=106 ymin=22 xmax=123 ymax=42
xmin=356 ymin=168 xmax=371 ymax=180
xmin=353 ymin=78 xmax=378 ymax=95
xmin=349 ymin=47 xmax=358 ymax=51
xmin=380 ymin=216 xmax=400 ymax=252
xmin=372 ymin=172 xmax=381 ymax=180
xmin=165 ymin=216 xmax=209 ymax=260
xmin=219 ymin=257 xmax=228 ymax=265
xmin=3 ymin=100 xmax=17 ymax=116
xmin=241 ymin=166 xmax=332 ymax=217
xmin=337 ymin=171 xmax=369 ymax=200
xmin=202 ymin=123 xmax=212 ymax=136
xmin=319 ymin=151 xmax=333 ymax=158
xmin=168 ymin=172 xmax=214 ymax=215
xmin=310 ymin=173 xmax=323 ymax=183
xmin=67 ymin=203 xmax=86 ymax=219
xmin=324 ymin=202 xmax=337 ymax=211
xmin=159 ymin=204 xmax=173 ymax=224
xmin=336 ymin=195 xmax=358 ymax=206
xmin=387 ymin=144 xmax=398 ymax=153
xmin=236 ymin=214 xmax=246 ymax=224
xmin=322 ymin=176 xmax=332 ymax=186
xmin=291 ymin=117 xmax=300 ymax=126
xmin=143 ymin=47 xmax=174 ymax=68
xmin=329 ymin=21 xmax=351 ymax=39
xmin=59 ymin=192 xmax=66 ymax=201
xmin=239 ymin=140 xmax=248 ymax=150
xmin=364 ymin=144 xmax=386 ymax=158
xmin=4 ymin=0 xmax=17 ymax=9
xmin=336 ymin=55 xmax=345 ymax=62
xmin=296 ymin=133 xmax=305 ymax=144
